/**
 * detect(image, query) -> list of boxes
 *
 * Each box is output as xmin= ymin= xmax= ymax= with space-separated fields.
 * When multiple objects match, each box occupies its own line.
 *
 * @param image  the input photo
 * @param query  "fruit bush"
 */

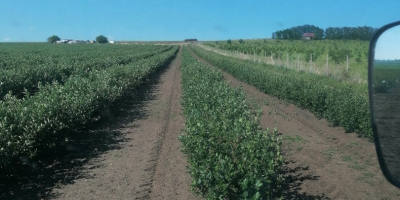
xmin=190 ymin=46 xmax=373 ymax=140
xmin=180 ymin=47 xmax=283 ymax=199
xmin=0 ymin=46 xmax=178 ymax=174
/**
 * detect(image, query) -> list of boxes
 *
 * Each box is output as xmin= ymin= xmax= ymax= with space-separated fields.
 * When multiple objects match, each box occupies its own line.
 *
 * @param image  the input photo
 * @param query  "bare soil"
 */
xmin=49 ymin=47 xmax=198 ymax=200
xmin=189 ymin=48 xmax=400 ymax=200
xmin=0 ymin=47 xmax=199 ymax=200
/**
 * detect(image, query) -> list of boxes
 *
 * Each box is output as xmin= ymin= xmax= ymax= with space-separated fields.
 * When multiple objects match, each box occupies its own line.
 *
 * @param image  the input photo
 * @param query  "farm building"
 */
xmin=109 ymin=41 xmax=115 ymax=44
xmin=184 ymin=39 xmax=198 ymax=42
xmin=56 ymin=39 xmax=72 ymax=44
xmin=302 ymin=33 xmax=315 ymax=40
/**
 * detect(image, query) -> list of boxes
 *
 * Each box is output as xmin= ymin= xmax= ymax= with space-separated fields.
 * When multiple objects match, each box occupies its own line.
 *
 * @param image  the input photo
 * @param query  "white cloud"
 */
xmin=4 ymin=38 xmax=10 ymax=42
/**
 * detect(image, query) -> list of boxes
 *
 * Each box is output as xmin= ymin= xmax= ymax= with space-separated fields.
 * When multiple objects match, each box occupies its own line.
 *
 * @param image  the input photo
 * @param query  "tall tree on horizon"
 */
xmin=47 ymin=35 xmax=60 ymax=43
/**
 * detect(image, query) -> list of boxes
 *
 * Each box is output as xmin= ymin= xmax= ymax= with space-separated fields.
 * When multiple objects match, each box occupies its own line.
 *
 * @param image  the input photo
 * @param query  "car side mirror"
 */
xmin=369 ymin=20 xmax=400 ymax=188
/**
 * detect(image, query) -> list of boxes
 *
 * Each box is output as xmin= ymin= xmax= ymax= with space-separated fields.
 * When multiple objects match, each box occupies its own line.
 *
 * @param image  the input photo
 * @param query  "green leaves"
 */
xmin=0 ymin=45 xmax=179 ymax=174
xmin=0 ymin=43 xmax=173 ymax=99
xmin=47 ymin=35 xmax=60 ymax=43
xmin=191 ymin=46 xmax=373 ymax=140
xmin=95 ymin=35 xmax=108 ymax=43
xmin=180 ymin=47 xmax=283 ymax=199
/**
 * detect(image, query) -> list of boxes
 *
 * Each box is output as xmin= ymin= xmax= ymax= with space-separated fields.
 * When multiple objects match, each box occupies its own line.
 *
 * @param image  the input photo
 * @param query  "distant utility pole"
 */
xmin=271 ymin=51 xmax=274 ymax=64
xmin=265 ymin=51 xmax=267 ymax=64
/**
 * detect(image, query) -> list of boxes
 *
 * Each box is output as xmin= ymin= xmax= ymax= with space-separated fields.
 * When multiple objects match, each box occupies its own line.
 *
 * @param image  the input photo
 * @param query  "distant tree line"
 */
xmin=47 ymin=35 xmax=108 ymax=43
xmin=324 ymin=26 xmax=376 ymax=40
xmin=272 ymin=24 xmax=377 ymax=41
xmin=272 ymin=25 xmax=324 ymax=40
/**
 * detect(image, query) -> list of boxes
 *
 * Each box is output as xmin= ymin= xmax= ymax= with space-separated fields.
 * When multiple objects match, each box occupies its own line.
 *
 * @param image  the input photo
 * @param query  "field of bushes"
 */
xmin=0 ymin=43 xmax=178 ymax=175
xmin=190 ymin=46 xmax=373 ymax=140
xmin=179 ymin=47 xmax=283 ymax=199
xmin=204 ymin=39 xmax=370 ymax=84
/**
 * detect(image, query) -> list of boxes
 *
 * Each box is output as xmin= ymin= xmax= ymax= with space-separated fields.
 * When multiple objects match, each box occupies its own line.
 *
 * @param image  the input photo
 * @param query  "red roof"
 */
xmin=302 ymin=33 xmax=315 ymax=37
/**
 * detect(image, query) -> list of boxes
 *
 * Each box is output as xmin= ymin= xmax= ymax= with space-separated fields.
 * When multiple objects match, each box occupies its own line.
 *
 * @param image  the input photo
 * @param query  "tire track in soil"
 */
xmin=149 ymin=47 xmax=201 ymax=200
xmin=47 ymin=47 xmax=197 ymax=200
xmin=188 ymin=47 xmax=400 ymax=200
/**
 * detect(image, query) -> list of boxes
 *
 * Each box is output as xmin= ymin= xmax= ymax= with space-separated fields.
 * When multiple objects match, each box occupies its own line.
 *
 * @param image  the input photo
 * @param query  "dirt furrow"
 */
xmin=189 ymin=48 xmax=400 ymax=200
xmin=150 ymin=47 xmax=201 ymax=200
xmin=44 ymin=46 xmax=196 ymax=200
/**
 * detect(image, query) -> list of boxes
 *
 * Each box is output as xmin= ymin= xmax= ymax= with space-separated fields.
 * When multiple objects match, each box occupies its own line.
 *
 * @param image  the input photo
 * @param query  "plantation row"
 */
xmin=179 ymin=47 xmax=282 ymax=199
xmin=0 ymin=46 xmax=179 ymax=174
xmin=0 ymin=44 xmax=173 ymax=99
xmin=207 ymin=39 xmax=369 ymax=65
xmin=0 ymin=43 xmax=164 ymax=70
xmin=205 ymin=39 xmax=370 ymax=80
xmin=189 ymin=46 xmax=373 ymax=139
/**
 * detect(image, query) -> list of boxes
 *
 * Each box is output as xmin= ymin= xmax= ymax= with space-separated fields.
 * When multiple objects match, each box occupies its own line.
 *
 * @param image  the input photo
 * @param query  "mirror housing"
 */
xmin=368 ymin=20 xmax=400 ymax=189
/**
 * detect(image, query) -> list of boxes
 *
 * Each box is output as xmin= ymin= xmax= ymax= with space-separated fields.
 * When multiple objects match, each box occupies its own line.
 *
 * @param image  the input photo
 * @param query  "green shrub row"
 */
xmin=204 ymin=39 xmax=369 ymax=74
xmin=0 ymin=46 xmax=178 ymax=173
xmin=179 ymin=47 xmax=283 ymax=199
xmin=0 ymin=43 xmax=164 ymax=70
xmin=190 ymin=46 xmax=373 ymax=140
xmin=0 ymin=44 xmax=172 ymax=99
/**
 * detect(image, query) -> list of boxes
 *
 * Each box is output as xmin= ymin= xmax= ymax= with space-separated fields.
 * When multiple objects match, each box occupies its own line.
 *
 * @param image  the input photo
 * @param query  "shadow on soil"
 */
xmin=281 ymin=160 xmax=330 ymax=200
xmin=0 ymin=65 xmax=170 ymax=200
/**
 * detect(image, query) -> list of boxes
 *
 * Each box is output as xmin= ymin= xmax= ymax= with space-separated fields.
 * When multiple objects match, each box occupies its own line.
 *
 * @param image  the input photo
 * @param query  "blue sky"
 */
xmin=375 ymin=25 xmax=400 ymax=60
xmin=1 ymin=0 xmax=399 ymax=42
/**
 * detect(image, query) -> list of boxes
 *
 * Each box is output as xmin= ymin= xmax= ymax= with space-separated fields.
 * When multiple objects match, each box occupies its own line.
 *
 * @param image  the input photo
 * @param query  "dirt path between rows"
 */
xmin=45 ymin=47 xmax=198 ymax=199
xmin=188 ymin=47 xmax=400 ymax=200
xmin=149 ymin=48 xmax=201 ymax=200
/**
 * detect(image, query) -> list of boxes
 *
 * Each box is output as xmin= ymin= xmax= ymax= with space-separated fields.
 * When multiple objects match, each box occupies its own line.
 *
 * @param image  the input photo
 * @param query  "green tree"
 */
xmin=324 ymin=26 xmax=376 ymax=40
xmin=96 ymin=35 xmax=108 ymax=43
xmin=227 ymin=39 xmax=232 ymax=44
xmin=239 ymin=39 xmax=244 ymax=44
xmin=272 ymin=24 xmax=325 ymax=40
xmin=47 ymin=35 xmax=60 ymax=43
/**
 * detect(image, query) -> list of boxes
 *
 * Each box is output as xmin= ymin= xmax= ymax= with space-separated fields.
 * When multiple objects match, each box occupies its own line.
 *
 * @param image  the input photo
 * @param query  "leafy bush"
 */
xmin=0 ymin=46 xmax=179 ymax=174
xmin=0 ymin=44 xmax=172 ymax=99
xmin=180 ymin=47 xmax=283 ymax=199
xmin=190 ymin=46 xmax=373 ymax=140
xmin=329 ymin=46 xmax=352 ymax=64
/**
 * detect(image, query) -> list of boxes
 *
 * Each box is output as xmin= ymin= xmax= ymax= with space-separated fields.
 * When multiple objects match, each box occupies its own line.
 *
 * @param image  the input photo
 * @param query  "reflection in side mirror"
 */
xmin=369 ymin=21 xmax=400 ymax=188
